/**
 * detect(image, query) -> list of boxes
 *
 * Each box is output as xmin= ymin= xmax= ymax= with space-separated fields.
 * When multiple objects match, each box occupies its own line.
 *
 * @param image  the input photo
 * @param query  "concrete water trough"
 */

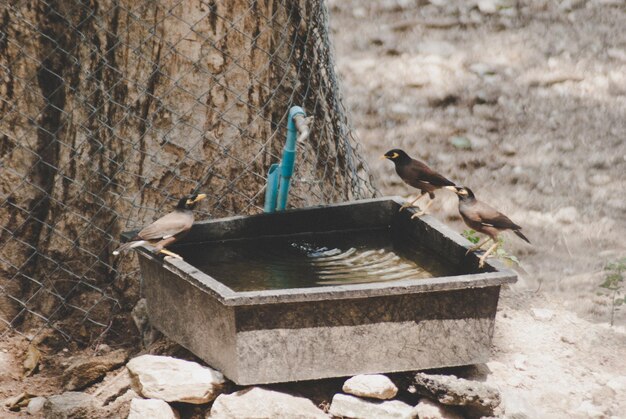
xmin=130 ymin=197 xmax=516 ymax=385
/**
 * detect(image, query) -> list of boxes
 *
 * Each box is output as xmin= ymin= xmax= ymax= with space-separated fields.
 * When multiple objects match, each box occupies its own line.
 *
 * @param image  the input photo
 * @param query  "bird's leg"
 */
xmin=466 ymin=237 xmax=492 ymax=256
xmin=399 ymin=193 xmax=425 ymax=212
xmin=159 ymin=248 xmax=183 ymax=260
xmin=410 ymin=197 xmax=434 ymax=218
xmin=478 ymin=242 xmax=500 ymax=268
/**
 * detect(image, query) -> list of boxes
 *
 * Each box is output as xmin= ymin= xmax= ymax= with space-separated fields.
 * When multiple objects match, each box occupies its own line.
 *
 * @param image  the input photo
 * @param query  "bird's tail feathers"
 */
xmin=514 ymin=230 xmax=530 ymax=244
xmin=112 ymin=240 xmax=147 ymax=255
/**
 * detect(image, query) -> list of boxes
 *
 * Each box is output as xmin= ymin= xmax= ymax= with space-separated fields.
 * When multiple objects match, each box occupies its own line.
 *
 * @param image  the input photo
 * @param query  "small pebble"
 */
xmin=531 ymin=308 xmax=554 ymax=321
xmin=477 ymin=0 xmax=498 ymax=14
xmin=514 ymin=355 xmax=528 ymax=371
xmin=469 ymin=62 xmax=497 ymax=76
xmin=554 ymin=207 xmax=578 ymax=225
xmin=27 ymin=397 xmax=47 ymax=415
xmin=588 ymin=174 xmax=611 ymax=186
xmin=501 ymin=143 xmax=517 ymax=156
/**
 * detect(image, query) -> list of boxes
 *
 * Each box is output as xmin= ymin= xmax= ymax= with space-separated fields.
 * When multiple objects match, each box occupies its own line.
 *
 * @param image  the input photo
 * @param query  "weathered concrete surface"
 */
xmin=210 ymin=387 xmax=329 ymax=419
xmin=137 ymin=199 xmax=516 ymax=384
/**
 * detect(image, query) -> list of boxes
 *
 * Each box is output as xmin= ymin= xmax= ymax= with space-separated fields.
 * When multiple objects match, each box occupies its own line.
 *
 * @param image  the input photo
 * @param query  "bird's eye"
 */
xmin=186 ymin=199 xmax=194 ymax=205
xmin=391 ymin=152 xmax=399 ymax=159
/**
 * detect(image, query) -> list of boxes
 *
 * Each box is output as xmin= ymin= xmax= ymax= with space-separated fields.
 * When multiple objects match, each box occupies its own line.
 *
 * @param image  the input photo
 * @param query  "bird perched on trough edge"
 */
xmin=381 ymin=149 xmax=456 ymax=218
xmin=112 ymin=193 xmax=207 ymax=260
xmin=445 ymin=186 xmax=530 ymax=268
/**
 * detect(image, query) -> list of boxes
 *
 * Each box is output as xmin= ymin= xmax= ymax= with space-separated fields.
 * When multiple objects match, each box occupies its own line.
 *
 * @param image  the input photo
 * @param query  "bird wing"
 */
xmin=403 ymin=159 xmax=455 ymax=187
xmin=473 ymin=201 xmax=522 ymax=230
xmin=138 ymin=211 xmax=193 ymax=240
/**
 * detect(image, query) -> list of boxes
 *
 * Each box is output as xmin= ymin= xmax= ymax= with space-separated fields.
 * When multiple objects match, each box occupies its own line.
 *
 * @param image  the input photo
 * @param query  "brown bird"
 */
xmin=382 ymin=149 xmax=455 ymax=217
xmin=112 ymin=193 xmax=206 ymax=259
xmin=446 ymin=186 xmax=530 ymax=268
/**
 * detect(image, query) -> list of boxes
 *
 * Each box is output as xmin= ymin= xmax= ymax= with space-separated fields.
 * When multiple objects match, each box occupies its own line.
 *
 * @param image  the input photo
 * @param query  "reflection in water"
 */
xmin=174 ymin=229 xmax=460 ymax=292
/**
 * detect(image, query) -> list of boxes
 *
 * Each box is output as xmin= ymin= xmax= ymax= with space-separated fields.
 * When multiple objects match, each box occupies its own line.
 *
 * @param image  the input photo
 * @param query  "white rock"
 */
xmin=531 ymin=308 xmax=554 ymax=321
xmin=210 ymin=387 xmax=328 ymax=418
xmin=513 ymin=355 xmax=527 ymax=371
xmin=329 ymin=393 xmax=414 ymax=419
xmin=417 ymin=41 xmax=457 ymax=57
xmin=606 ymin=376 xmax=626 ymax=392
xmin=607 ymin=48 xmax=626 ymax=62
xmin=389 ymin=103 xmax=413 ymax=118
xmin=588 ymin=173 xmax=611 ymax=186
xmin=413 ymin=398 xmax=463 ymax=419
xmin=128 ymin=398 xmax=176 ymax=419
xmin=501 ymin=390 xmax=540 ymax=419
xmin=501 ymin=143 xmax=517 ymax=156
xmin=477 ymin=0 xmax=497 ymax=13
xmin=26 ymin=396 xmax=46 ymax=415
xmin=467 ymin=134 xmax=490 ymax=150
xmin=554 ymin=207 xmax=578 ymax=224
xmin=573 ymin=400 xmax=606 ymax=418
xmin=343 ymin=374 xmax=398 ymax=400
xmin=352 ymin=7 xmax=367 ymax=18
xmin=92 ymin=367 xmax=132 ymax=402
xmin=126 ymin=355 xmax=224 ymax=404
xmin=469 ymin=62 xmax=497 ymax=76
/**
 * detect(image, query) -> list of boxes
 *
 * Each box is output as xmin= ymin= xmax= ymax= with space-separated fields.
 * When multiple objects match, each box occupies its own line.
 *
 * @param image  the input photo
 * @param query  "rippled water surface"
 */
xmin=176 ymin=229 xmax=460 ymax=291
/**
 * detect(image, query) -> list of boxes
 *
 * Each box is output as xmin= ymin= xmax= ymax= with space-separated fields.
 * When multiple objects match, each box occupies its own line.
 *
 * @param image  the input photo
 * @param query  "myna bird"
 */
xmin=112 ymin=193 xmax=206 ymax=259
xmin=446 ymin=186 xmax=530 ymax=267
xmin=382 ymin=149 xmax=455 ymax=217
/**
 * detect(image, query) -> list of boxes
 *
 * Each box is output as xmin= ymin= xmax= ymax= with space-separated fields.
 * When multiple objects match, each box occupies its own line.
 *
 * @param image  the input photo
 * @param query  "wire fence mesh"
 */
xmin=0 ymin=0 xmax=377 ymax=346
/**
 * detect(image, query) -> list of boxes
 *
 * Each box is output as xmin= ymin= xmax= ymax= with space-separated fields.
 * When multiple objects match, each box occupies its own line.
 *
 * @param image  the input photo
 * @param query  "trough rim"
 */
xmin=133 ymin=197 xmax=517 ymax=306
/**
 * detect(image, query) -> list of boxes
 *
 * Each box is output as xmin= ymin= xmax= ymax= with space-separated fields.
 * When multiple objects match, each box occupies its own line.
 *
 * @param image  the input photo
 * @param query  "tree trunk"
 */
xmin=0 ymin=0 xmax=374 ymax=341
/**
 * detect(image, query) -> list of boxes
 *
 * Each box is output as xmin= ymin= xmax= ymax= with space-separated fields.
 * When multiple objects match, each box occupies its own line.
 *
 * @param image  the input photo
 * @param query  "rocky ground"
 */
xmin=1 ymin=0 xmax=625 ymax=418
xmin=2 ymin=290 xmax=625 ymax=418
xmin=332 ymin=0 xmax=626 ymax=325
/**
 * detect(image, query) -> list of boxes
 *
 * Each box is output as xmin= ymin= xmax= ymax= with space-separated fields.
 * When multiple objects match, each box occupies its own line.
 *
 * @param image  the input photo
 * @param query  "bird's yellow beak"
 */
xmin=194 ymin=194 xmax=207 ymax=202
xmin=444 ymin=186 xmax=458 ymax=193
xmin=380 ymin=154 xmax=388 ymax=160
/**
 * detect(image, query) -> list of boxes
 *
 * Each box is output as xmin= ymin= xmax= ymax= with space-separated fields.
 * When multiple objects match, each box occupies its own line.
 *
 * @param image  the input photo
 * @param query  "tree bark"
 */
xmin=0 ymin=0 xmax=372 ymax=341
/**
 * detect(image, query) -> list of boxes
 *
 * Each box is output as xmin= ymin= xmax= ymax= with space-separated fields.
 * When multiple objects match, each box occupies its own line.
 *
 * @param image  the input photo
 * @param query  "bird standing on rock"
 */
xmin=381 ymin=149 xmax=456 ymax=217
xmin=112 ymin=193 xmax=207 ymax=260
xmin=446 ymin=186 xmax=530 ymax=268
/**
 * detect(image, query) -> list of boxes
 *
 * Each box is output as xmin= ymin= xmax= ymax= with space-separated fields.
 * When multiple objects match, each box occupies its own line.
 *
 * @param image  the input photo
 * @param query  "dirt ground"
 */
xmin=1 ymin=1 xmax=625 ymax=418
xmin=330 ymin=0 xmax=626 ymax=324
xmin=330 ymin=0 xmax=626 ymax=417
xmin=2 ymin=294 xmax=625 ymax=418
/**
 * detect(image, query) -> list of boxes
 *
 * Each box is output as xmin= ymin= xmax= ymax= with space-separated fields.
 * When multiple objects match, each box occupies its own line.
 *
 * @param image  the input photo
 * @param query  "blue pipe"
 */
xmin=263 ymin=163 xmax=280 ymax=213
xmin=264 ymin=106 xmax=306 ymax=213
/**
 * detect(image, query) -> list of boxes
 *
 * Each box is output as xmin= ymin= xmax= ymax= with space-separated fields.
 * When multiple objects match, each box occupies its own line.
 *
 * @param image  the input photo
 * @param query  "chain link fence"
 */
xmin=0 ymin=0 xmax=377 ymax=346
